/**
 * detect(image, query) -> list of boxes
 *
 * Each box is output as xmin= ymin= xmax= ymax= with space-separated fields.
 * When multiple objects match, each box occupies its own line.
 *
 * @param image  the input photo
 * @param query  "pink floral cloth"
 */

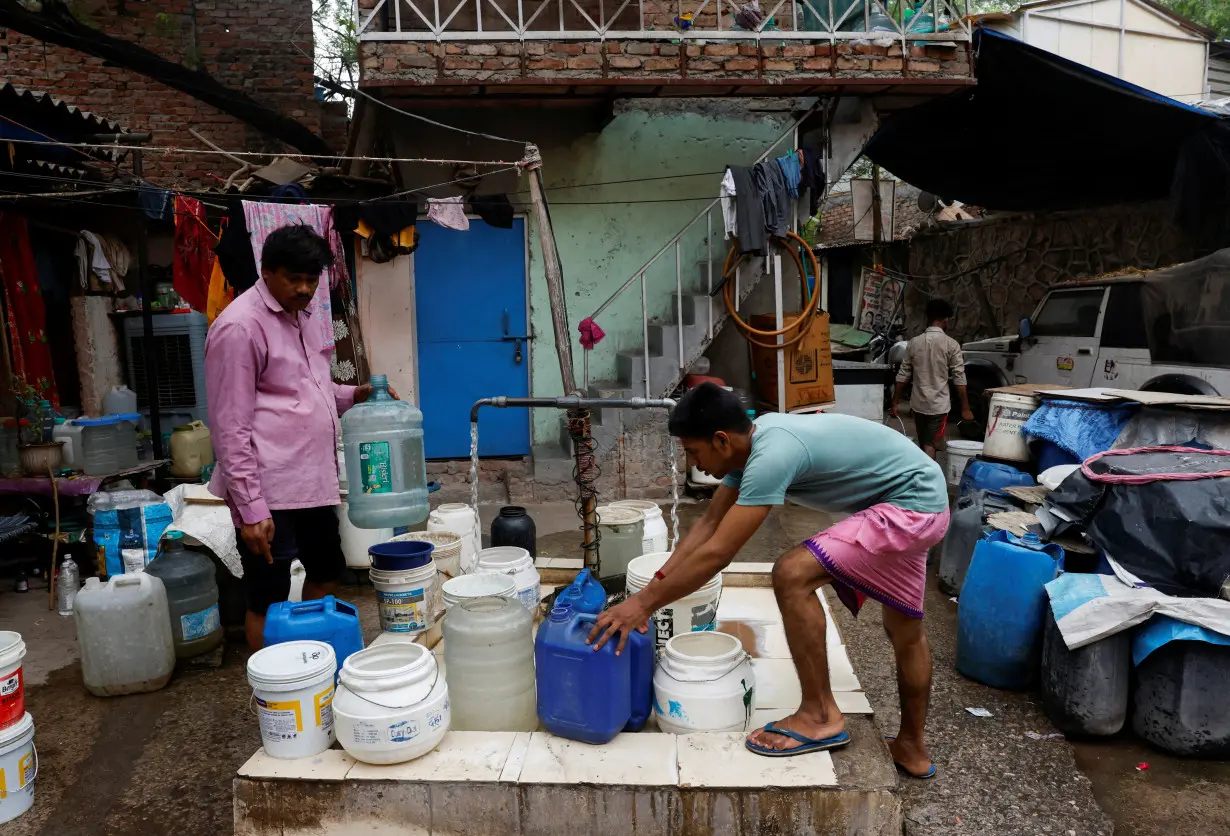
xmin=804 ymin=503 xmax=951 ymax=618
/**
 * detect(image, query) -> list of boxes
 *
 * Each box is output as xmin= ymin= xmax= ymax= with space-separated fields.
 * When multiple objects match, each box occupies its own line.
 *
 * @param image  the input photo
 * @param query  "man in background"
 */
xmin=891 ymin=299 xmax=974 ymax=459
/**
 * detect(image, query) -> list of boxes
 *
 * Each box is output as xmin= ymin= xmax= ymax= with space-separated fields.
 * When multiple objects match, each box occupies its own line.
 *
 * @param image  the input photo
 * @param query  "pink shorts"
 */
xmin=803 ymin=503 xmax=950 ymax=618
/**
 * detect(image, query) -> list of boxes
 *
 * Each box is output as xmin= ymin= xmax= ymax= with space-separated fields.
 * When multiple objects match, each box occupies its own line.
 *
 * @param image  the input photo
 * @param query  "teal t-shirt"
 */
xmin=721 ymin=412 xmax=948 ymax=514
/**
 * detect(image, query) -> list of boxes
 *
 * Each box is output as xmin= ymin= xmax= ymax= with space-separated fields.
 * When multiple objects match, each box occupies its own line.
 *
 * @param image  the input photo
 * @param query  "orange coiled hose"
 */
xmin=722 ymin=229 xmax=823 ymax=350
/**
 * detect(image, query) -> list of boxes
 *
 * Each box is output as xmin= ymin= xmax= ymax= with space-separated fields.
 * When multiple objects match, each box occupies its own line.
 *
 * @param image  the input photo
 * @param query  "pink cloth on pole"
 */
xmin=804 ymin=503 xmax=950 ymax=618
xmin=578 ymin=316 xmax=606 ymax=349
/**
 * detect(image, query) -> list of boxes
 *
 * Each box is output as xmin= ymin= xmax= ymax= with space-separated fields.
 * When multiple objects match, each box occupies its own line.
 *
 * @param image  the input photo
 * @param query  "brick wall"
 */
xmin=1 ymin=0 xmax=341 ymax=187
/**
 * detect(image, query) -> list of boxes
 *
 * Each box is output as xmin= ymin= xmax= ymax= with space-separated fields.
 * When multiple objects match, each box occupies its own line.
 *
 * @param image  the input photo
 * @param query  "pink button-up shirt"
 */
xmin=205 ymin=279 xmax=356 ymax=526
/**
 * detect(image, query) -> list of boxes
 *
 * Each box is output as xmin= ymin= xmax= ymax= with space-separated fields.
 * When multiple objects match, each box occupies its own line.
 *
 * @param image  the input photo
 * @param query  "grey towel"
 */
xmin=753 ymin=160 xmax=790 ymax=238
xmin=727 ymin=165 xmax=767 ymax=256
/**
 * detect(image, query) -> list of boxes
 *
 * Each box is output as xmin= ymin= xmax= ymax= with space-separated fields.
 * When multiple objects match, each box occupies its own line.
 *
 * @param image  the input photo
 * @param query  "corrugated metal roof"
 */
xmin=0 ymin=82 xmax=127 ymax=135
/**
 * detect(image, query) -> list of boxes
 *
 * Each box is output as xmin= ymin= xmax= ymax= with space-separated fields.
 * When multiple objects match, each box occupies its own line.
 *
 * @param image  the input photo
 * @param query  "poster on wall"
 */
xmin=857 ymin=268 xmax=904 ymax=334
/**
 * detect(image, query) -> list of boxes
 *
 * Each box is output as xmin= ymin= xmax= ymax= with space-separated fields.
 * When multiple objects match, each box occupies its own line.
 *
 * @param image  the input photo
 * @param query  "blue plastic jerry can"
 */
xmin=263 ymin=595 xmax=364 ymax=670
xmin=959 ymin=460 xmax=1034 ymax=498
xmin=535 ymin=604 xmax=653 ymax=743
xmin=557 ymin=569 xmax=607 ymax=615
xmin=957 ymin=531 xmax=1064 ymax=690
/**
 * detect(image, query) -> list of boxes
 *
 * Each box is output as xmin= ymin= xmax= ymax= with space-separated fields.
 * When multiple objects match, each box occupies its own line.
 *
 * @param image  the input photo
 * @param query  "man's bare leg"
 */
xmin=746 ymin=545 xmax=846 ymax=752
xmin=303 ymin=580 xmax=340 ymax=600
xmin=883 ymin=604 xmax=934 ymax=775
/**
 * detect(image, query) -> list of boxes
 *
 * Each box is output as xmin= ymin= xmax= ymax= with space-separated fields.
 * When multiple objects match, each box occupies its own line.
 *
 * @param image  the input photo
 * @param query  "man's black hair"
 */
xmin=668 ymin=382 xmax=753 ymax=438
xmin=925 ymin=298 xmax=954 ymax=323
xmin=261 ymin=224 xmax=334 ymax=276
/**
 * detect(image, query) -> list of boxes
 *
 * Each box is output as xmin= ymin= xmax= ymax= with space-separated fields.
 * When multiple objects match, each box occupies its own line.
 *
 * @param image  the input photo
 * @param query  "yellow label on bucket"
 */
xmin=18 ymin=752 xmax=32 ymax=787
xmin=256 ymin=697 xmax=303 ymax=737
xmin=313 ymin=685 xmax=335 ymax=732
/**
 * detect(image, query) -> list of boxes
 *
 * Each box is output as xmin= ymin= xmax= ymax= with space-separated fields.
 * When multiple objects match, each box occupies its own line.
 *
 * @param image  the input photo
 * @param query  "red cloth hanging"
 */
xmin=0 ymin=212 xmax=57 ymax=408
xmin=173 ymin=195 xmax=214 ymax=313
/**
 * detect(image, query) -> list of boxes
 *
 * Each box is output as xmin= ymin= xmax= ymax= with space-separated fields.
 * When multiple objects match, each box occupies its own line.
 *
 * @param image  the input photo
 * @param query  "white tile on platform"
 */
xmin=716 ymin=587 xmax=780 ymax=621
xmin=677 ymin=732 xmax=838 ymax=788
xmin=346 ymin=731 xmax=519 ymax=782
xmin=499 ymin=732 xmax=533 ymax=782
xmin=827 ymin=645 xmax=861 ymax=692
xmin=238 ymin=748 xmax=356 ymax=781
xmin=724 ymin=562 xmax=772 ymax=575
xmin=518 ymin=732 xmax=678 ymax=786
xmin=835 ymin=691 xmax=874 ymax=714
xmin=750 ymin=658 xmax=801 ymax=710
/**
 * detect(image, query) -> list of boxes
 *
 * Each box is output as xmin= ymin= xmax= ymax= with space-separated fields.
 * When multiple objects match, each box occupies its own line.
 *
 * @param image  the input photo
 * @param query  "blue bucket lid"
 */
xmin=368 ymin=540 xmax=434 ymax=569
xmin=76 ymin=413 xmax=142 ymax=427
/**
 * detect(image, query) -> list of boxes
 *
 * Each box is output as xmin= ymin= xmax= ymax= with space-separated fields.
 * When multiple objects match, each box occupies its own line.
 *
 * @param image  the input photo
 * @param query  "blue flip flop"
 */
xmin=745 ymin=721 xmax=851 ymax=758
xmin=884 ymin=736 xmax=936 ymax=779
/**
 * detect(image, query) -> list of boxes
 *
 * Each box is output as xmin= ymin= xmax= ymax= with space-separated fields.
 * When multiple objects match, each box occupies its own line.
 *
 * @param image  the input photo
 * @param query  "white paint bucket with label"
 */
xmin=370 ymin=562 xmax=437 ymax=635
xmin=246 ymin=640 xmax=337 ymax=759
xmin=654 ymin=632 xmax=755 ymax=734
xmin=0 ymin=632 xmax=27 ymax=731
xmin=626 ymin=552 xmax=723 ymax=652
xmin=945 ymin=440 xmax=984 ymax=487
xmin=983 ymin=392 xmax=1040 ymax=462
xmin=0 ymin=712 xmax=36 ymax=824
xmin=333 ymin=643 xmax=450 ymax=765
xmin=475 ymin=547 xmax=541 ymax=613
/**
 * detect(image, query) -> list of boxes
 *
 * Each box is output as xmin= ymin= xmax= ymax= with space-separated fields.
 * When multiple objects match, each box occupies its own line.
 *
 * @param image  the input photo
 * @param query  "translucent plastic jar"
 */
xmin=144 ymin=531 xmax=222 ymax=659
xmin=442 ymin=597 xmax=536 ymax=731
xmin=342 ymin=374 xmax=429 ymax=529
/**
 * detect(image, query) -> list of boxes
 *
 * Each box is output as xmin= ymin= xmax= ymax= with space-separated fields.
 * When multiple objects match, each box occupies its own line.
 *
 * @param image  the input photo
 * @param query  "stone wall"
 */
xmin=0 ymin=0 xmax=345 ymax=187
xmin=360 ymin=40 xmax=971 ymax=86
xmin=904 ymin=201 xmax=1197 ymax=343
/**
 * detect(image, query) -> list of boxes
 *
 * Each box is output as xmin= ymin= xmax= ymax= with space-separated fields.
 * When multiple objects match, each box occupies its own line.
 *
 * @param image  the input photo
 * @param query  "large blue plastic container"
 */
xmin=957 ymin=531 xmax=1064 ymax=689
xmin=557 ymin=569 xmax=606 ymax=615
xmin=959 ymin=460 xmax=1034 ymax=498
xmin=535 ymin=605 xmax=653 ymax=743
xmin=263 ymin=595 xmax=364 ymax=669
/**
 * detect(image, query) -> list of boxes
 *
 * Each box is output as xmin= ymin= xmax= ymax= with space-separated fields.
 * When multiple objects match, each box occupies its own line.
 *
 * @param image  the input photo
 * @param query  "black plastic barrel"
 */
xmin=490 ymin=506 xmax=537 ymax=556
xmin=1133 ymin=640 xmax=1230 ymax=758
xmin=938 ymin=491 xmax=1013 ymax=596
xmin=1041 ymin=607 xmax=1129 ymax=736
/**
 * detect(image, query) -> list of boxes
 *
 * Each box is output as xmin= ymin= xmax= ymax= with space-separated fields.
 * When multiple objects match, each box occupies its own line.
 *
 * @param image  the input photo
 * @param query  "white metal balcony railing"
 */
xmin=356 ymin=0 xmax=971 ymax=42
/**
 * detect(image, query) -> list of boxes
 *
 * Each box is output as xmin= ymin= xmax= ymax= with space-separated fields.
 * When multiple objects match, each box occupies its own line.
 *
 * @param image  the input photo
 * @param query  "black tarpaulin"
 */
xmin=864 ymin=28 xmax=1216 ymax=212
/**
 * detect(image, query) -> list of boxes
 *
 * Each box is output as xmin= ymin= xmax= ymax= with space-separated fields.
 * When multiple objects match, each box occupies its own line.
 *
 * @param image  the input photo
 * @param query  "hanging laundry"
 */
xmin=0 ymin=213 xmax=58 ymax=408
xmin=727 ymin=165 xmax=766 ymax=255
xmin=78 ymin=230 xmax=114 ymax=286
xmin=578 ymin=317 xmax=606 ymax=349
xmin=752 ymin=160 xmax=789 ymax=238
xmin=776 ymin=151 xmax=801 ymax=198
xmin=242 ymin=200 xmax=351 ymax=353
xmin=206 ymin=256 xmax=233 ymax=326
xmin=360 ymin=200 xmax=418 ymax=237
xmin=213 ymin=197 xmax=259 ymax=293
xmin=270 ymin=183 xmax=309 ymax=201
xmin=138 ymin=184 xmax=172 ymax=221
xmin=173 ymin=196 xmax=215 ymax=314
xmin=99 ymin=234 xmax=131 ymax=293
xmin=470 ymin=194 xmax=514 ymax=229
xmin=426 ymin=196 xmax=469 ymax=231
xmin=329 ymin=265 xmax=368 ymax=386
xmin=801 ymin=145 xmax=826 ymax=217
xmin=720 ymin=169 xmax=738 ymax=239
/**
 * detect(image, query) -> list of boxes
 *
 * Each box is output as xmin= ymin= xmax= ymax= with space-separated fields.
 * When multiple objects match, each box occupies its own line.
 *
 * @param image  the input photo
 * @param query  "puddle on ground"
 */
xmin=717 ymin=619 xmax=777 ymax=659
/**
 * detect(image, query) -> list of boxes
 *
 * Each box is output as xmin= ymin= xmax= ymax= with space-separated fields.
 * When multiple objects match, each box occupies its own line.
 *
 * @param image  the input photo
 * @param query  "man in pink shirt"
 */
xmin=206 ymin=224 xmax=387 ymax=650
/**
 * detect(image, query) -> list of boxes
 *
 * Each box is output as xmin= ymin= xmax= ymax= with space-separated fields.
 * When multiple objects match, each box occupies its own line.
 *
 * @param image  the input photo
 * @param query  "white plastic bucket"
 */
xmin=246 ymin=640 xmax=337 ymax=759
xmin=0 ymin=712 xmax=35 ymax=825
xmin=370 ymin=561 xmax=437 ymax=634
xmin=654 ymin=632 xmax=755 ymax=734
xmin=391 ymin=531 xmax=463 ymax=621
xmin=428 ymin=503 xmax=481 ymax=574
xmin=441 ymin=572 xmax=517 ymax=611
xmin=475 ymin=547 xmax=540 ymax=612
xmin=984 ymin=392 xmax=1040 ymax=462
xmin=611 ymin=500 xmax=669 ymax=553
xmin=333 ymin=643 xmax=450 ymax=765
xmin=627 ymin=552 xmax=723 ymax=652
xmin=337 ymin=496 xmax=394 ymax=569
xmin=0 ymin=632 xmax=27 ymax=730
xmin=945 ymin=440 xmax=984 ymax=487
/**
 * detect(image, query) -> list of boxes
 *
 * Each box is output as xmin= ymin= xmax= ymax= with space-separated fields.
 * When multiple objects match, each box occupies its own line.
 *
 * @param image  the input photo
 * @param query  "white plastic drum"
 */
xmin=441 ymin=572 xmax=517 ymax=611
xmin=984 ymin=392 xmax=1040 ymax=462
xmin=370 ymin=561 xmax=437 ymax=635
xmin=627 ymin=552 xmax=722 ymax=652
xmin=475 ymin=547 xmax=540 ymax=612
xmin=654 ymin=632 xmax=755 ymax=734
xmin=945 ymin=440 xmax=984 ymax=487
xmin=246 ymin=640 xmax=337 ymax=759
xmin=428 ymin=503 xmax=481 ymax=574
xmin=610 ymin=499 xmax=669 ymax=554
xmin=0 ymin=712 xmax=35 ymax=825
xmin=333 ymin=643 xmax=450 ymax=765
xmin=337 ymin=495 xmax=394 ymax=569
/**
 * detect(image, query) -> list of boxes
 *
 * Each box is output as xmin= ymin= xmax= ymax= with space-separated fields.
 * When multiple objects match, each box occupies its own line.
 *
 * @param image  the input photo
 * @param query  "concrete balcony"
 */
xmin=357 ymin=0 xmax=975 ymax=98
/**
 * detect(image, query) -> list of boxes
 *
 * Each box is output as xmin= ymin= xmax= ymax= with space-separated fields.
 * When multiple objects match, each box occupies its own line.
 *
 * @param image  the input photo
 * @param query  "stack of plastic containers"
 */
xmin=77 ymin=414 xmax=141 ymax=475
xmin=0 ymin=631 xmax=34 ymax=824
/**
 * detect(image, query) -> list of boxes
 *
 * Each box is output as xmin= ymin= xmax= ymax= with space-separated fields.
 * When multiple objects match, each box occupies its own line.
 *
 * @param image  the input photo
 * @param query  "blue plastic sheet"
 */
xmin=1024 ymin=399 xmax=1136 ymax=461
xmin=1132 ymin=614 xmax=1230 ymax=665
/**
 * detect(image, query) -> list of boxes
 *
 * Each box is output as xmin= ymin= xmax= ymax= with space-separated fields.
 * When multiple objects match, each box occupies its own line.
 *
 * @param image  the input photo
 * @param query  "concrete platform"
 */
xmin=234 ymin=569 xmax=899 ymax=835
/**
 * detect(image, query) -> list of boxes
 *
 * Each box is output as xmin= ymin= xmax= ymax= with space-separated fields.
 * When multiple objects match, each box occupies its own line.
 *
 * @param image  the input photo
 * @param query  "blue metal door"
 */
xmin=415 ymin=219 xmax=530 ymax=458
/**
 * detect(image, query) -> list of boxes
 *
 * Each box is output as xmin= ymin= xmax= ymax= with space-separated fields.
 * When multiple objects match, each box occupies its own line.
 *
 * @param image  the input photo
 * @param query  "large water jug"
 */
xmin=1041 ymin=607 xmax=1129 ymax=736
xmin=103 ymin=385 xmax=138 ymax=416
xmin=535 ymin=604 xmax=654 ymax=743
xmin=74 ymin=573 xmax=176 ymax=696
xmin=959 ymin=460 xmax=1034 ymax=498
xmin=169 ymin=421 xmax=214 ymax=479
xmin=342 ymin=374 xmax=428 ymax=529
xmin=1132 ymin=624 xmax=1230 ymax=758
xmin=263 ymin=596 xmax=364 ymax=669
xmin=144 ymin=531 xmax=223 ymax=659
xmin=957 ymin=531 xmax=1064 ymax=690
xmin=78 ymin=416 xmax=122 ymax=476
xmin=442 ymin=597 xmax=536 ymax=731
xmin=428 ymin=503 xmax=480 ymax=573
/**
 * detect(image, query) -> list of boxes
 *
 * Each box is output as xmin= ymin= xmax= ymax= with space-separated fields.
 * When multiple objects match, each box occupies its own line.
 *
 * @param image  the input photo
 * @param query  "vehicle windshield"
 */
xmin=1031 ymin=289 xmax=1105 ymax=338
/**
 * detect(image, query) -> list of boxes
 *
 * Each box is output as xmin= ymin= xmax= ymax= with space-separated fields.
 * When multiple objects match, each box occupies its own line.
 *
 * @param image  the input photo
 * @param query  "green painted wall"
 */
xmin=521 ymin=103 xmax=791 ymax=445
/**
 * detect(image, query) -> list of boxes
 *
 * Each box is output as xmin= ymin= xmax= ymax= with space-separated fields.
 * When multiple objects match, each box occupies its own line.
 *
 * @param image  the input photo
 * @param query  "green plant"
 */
xmin=8 ymin=375 xmax=46 ymax=445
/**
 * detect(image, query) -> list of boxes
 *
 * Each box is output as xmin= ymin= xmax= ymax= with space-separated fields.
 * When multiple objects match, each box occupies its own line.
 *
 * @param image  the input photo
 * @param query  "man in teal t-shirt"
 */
xmin=589 ymin=384 xmax=949 ymax=777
